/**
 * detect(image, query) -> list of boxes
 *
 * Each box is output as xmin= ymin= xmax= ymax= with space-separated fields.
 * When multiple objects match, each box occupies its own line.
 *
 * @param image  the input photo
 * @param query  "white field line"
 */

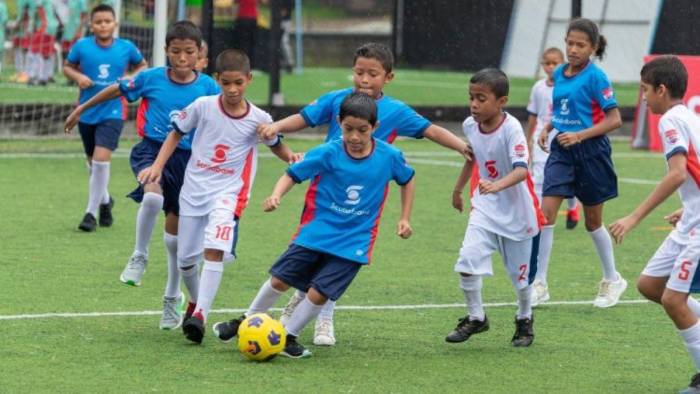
xmin=0 ymin=299 xmax=650 ymax=321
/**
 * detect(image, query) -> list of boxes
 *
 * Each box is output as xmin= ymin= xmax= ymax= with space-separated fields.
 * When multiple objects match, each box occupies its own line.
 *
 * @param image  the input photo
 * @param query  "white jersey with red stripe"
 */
xmin=526 ymin=78 xmax=554 ymax=165
xmin=659 ymin=104 xmax=700 ymax=242
xmin=464 ymin=113 xmax=544 ymax=241
xmin=171 ymin=95 xmax=280 ymax=217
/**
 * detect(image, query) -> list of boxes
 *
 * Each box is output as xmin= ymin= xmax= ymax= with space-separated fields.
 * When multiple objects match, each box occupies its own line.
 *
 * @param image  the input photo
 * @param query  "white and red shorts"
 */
xmin=643 ymin=232 xmax=700 ymax=294
xmin=177 ymin=207 xmax=239 ymax=267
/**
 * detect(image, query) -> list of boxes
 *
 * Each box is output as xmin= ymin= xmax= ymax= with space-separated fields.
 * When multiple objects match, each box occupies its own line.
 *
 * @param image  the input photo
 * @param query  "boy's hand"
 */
xmin=263 ymin=195 xmax=281 ymax=212
xmin=609 ymin=215 xmax=640 ymax=244
xmin=397 ymin=219 xmax=412 ymax=239
xmin=461 ymin=142 xmax=474 ymax=161
xmin=257 ymin=123 xmax=281 ymax=141
xmin=290 ymin=152 xmax=304 ymax=164
xmin=64 ymin=108 xmax=83 ymax=133
xmin=538 ymin=129 xmax=550 ymax=153
xmin=478 ymin=179 xmax=501 ymax=194
xmin=665 ymin=208 xmax=683 ymax=227
xmin=452 ymin=190 xmax=464 ymax=212
xmin=137 ymin=165 xmax=163 ymax=185
xmin=557 ymin=132 xmax=583 ymax=148
xmin=76 ymin=75 xmax=94 ymax=89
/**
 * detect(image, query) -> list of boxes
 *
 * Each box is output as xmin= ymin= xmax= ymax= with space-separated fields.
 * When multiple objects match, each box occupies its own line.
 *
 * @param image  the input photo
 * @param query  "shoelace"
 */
xmin=597 ymin=281 xmax=611 ymax=297
xmin=317 ymin=320 xmax=333 ymax=335
xmin=163 ymin=299 xmax=179 ymax=321
xmin=281 ymin=296 xmax=304 ymax=317
xmin=128 ymin=256 xmax=146 ymax=269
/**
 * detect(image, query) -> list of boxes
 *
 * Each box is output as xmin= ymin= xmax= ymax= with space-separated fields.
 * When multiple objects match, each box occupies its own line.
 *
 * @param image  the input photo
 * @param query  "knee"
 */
xmin=661 ymin=290 xmax=687 ymax=312
xmin=270 ymin=276 xmax=290 ymax=292
xmin=307 ymin=288 xmax=328 ymax=306
xmin=459 ymin=274 xmax=482 ymax=291
xmin=142 ymin=191 xmax=164 ymax=209
xmin=542 ymin=206 xmax=558 ymax=225
xmin=584 ymin=218 xmax=601 ymax=232
xmin=179 ymin=264 xmax=197 ymax=276
xmin=637 ymin=277 xmax=662 ymax=303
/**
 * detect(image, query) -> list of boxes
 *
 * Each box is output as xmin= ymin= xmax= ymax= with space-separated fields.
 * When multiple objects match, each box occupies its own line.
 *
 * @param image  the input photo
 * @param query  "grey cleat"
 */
xmin=120 ymin=253 xmax=148 ymax=286
xmin=160 ymin=292 xmax=185 ymax=330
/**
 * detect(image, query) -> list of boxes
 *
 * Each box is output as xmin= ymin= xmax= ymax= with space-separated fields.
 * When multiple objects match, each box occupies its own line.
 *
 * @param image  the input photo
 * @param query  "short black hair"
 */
xmin=339 ymin=92 xmax=378 ymax=126
xmin=90 ymin=4 xmax=115 ymax=19
xmin=353 ymin=43 xmax=394 ymax=74
xmin=567 ymin=18 xmax=607 ymax=59
xmin=166 ymin=20 xmax=202 ymax=48
xmin=470 ymin=68 xmax=509 ymax=98
xmin=641 ymin=55 xmax=688 ymax=99
xmin=543 ymin=47 xmax=564 ymax=61
xmin=215 ymin=49 xmax=250 ymax=74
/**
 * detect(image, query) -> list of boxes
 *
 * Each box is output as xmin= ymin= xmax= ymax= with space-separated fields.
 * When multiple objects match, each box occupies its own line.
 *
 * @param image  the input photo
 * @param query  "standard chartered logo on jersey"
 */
xmin=331 ymin=185 xmax=369 ymax=216
xmin=98 ymin=64 xmax=111 ymax=79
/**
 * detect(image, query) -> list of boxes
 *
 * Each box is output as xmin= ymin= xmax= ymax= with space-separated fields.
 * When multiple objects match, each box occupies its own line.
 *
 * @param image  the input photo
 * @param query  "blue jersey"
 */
xmin=300 ymin=87 xmax=431 ymax=143
xmin=551 ymin=62 xmax=617 ymax=132
xmin=67 ymin=37 xmax=143 ymax=124
xmin=286 ymin=139 xmax=415 ymax=264
xmin=118 ymin=67 xmax=220 ymax=150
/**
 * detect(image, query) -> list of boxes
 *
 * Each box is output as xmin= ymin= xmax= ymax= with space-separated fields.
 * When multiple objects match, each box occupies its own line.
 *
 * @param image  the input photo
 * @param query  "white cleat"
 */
xmin=279 ymin=292 xmax=304 ymax=326
xmin=593 ymin=273 xmax=628 ymax=308
xmin=530 ymin=280 xmax=550 ymax=307
xmin=313 ymin=318 xmax=336 ymax=346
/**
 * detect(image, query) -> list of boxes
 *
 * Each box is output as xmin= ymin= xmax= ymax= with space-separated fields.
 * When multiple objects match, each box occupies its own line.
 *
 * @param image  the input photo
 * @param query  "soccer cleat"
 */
xmin=119 ymin=253 xmax=148 ymax=286
xmin=566 ymin=206 xmax=580 ymax=230
xmin=280 ymin=335 xmax=312 ymax=358
xmin=182 ymin=312 xmax=205 ymax=344
xmin=279 ymin=292 xmax=304 ymax=326
xmin=159 ymin=292 xmax=185 ymax=330
xmin=78 ymin=213 xmax=97 ymax=232
xmin=679 ymin=372 xmax=700 ymax=394
xmin=313 ymin=318 xmax=336 ymax=346
xmin=98 ymin=197 xmax=115 ymax=227
xmin=511 ymin=315 xmax=535 ymax=347
xmin=530 ymin=280 xmax=550 ymax=307
xmin=212 ymin=314 xmax=246 ymax=343
xmin=182 ymin=302 xmax=196 ymax=332
xmin=445 ymin=315 xmax=489 ymax=343
xmin=593 ymin=273 xmax=628 ymax=308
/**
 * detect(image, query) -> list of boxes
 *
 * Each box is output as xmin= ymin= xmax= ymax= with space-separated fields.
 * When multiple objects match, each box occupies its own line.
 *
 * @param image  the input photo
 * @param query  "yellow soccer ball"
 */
xmin=237 ymin=313 xmax=286 ymax=361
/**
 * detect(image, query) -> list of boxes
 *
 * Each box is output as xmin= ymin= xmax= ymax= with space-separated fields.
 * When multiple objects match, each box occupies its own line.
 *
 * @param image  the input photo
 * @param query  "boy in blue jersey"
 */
xmin=212 ymin=92 xmax=416 ymax=358
xmin=259 ymin=42 xmax=470 ymax=346
xmin=64 ymin=21 xmax=219 ymax=330
xmin=63 ymin=4 xmax=147 ymax=232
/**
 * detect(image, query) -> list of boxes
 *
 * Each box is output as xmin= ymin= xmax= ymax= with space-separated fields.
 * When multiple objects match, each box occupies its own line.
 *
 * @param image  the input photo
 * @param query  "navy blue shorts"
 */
xmin=78 ymin=120 xmax=124 ymax=155
xmin=542 ymin=135 xmax=618 ymax=206
xmin=269 ymin=244 xmax=362 ymax=301
xmin=128 ymin=138 xmax=191 ymax=215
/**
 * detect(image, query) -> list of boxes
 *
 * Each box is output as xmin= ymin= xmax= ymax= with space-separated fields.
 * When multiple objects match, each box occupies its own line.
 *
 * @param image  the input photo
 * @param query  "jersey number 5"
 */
xmin=485 ymin=160 xmax=499 ymax=179
xmin=679 ymin=260 xmax=693 ymax=281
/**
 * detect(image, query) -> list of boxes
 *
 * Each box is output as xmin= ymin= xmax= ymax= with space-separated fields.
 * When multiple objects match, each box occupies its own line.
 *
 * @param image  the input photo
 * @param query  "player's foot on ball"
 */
xmin=511 ymin=315 xmax=534 ymax=347
xmin=78 ymin=213 xmax=97 ymax=232
xmin=279 ymin=292 xmax=304 ymax=326
xmin=530 ymin=280 xmax=550 ymax=307
xmin=183 ymin=312 xmax=205 ymax=344
xmin=160 ymin=292 xmax=185 ymax=330
xmin=566 ymin=206 xmax=580 ymax=230
xmin=593 ymin=273 xmax=627 ymax=308
xmin=119 ymin=253 xmax=148 ymax=286
xmin=445 ymin=315 xmax=489 ymax=343
xmin=678 ymin=372 xmax=700 ymax=394
xmin=280 ymin=335 xmax=312 ymax=358
xmin=99 ymin=197 xmax=115 ymax=227
xmin=212 ymin=315 xmax=245 ymax=343
xmin=313 ymin=318 xmax=336 ymax=346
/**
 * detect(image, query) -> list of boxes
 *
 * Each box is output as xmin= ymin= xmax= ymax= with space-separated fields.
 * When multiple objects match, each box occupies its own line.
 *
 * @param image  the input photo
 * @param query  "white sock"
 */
xmin=34 ymin=55 xmax=44 ymax=79
xmin=163 ymin=233 xmax=180 ymax=298
xmin=101 ymin=190 xmax=111 ymax=205
xmin=536 ymin=225 xmax=555 ymax=284
xmin=517 ymin=286 xmax=533 ymax=319
xmin=688 ymin=298 xmax=700 ymax=318
xmin=567 ymin=198 xmax=577 ymax=210
xmin=14 ymin=50 xmax=24 ymax=73
xmin=43 ymin=55 xmax=54 ymax=81
xmin=285 ymin=297 xmax=324 ymax=337
xmin=589 ymin=226 xmax=618 ymax=281
xmin=246 ymin=278 xmax=283 ymax=316
xmin=180 ymin=264 xmax=199 ymax=303
xmin=460 ymin=275 xmax=484 ymax=321
xmin=85 ymin=160 xmax=110 ymax=216
xmin=193 ymin=260 xmax=223 ymax=321
xmin=317 ymin=299 xmax=335 ymax=321
xmin=680 ymin=320 xmax=700 ymax=371
xmin=133 ymin=192 xmax=163 ymax=255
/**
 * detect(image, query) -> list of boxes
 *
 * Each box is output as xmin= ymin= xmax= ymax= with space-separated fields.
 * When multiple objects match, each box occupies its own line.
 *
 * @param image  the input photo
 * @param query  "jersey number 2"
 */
xmin=518 ymin=264 xmax=527 ymax=282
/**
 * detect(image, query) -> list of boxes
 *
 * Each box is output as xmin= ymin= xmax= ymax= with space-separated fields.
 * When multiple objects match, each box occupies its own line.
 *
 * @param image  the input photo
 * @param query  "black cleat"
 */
xmin=78 ymin=213 xmax=97 ymax=232
xmin=99 ymin=197 xmax=115 ymax=227
xmin=212 ymin=315 xmax=246 ymax=343
xmin=183 ymin=313 xmax=205 ymax=344
xmin=280 ymin=335 xmax=312 ymax=358
xmin=566 ymin=209 xmax=579 ymax=230
xmin=182 ymin=302 xmax=196 ymax=335
xmin=445 ymin=315 xmax=489 ymax=343
xmin=679 ymin=372 xmax=700 ymax=393
xmin=511 ymin=315 xmax=535 ymax=347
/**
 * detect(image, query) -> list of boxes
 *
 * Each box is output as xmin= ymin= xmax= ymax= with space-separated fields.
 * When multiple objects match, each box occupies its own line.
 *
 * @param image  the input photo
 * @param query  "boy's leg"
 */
xmin=313 ymin=300 xmax=336 ymax=346
xmin=120 ymin=184 xmax=163 ymax=286
xmin=279 ymin=289 xmax=306 ymax=325
xmin=93 ymin=120 xmax=123 ymax=227
xmin=584 ymin=203 xmax=627 ymax=307
xmin=76 ymin=123 xmax=98 ymax=231
xmin=175 ymin=215 xmax=205 ymax=327
xmin=502 ymin=235 xmax=538 ymax=347
xmin=566 ymin=198 xmax=579 ymax=230
xmin=536 ymin=196 xmax=564 ymax=288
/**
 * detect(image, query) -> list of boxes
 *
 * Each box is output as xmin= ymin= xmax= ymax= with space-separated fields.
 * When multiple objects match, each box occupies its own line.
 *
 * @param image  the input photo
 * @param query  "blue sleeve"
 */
xmin=286 ymin=145 xmax=329 ymax=183
xmin=207 ymin=77 xmax=221 ymax=95
xmin=391 ymin=150 xmax=415 ymax=186
xmin=66 ymin=40 xmax=81 ymax=64
xmin=300 ymin=90 xmax=343 ymax=127
xmin=118 ymin=69 xmax=148 ymax=102
xmin=128 ymin=41 xmax=144 ymax=65
xmin=397 ymin=104 xmax=430 ymax=138
xmin=591 ymin=68 xmax=617 ymax=111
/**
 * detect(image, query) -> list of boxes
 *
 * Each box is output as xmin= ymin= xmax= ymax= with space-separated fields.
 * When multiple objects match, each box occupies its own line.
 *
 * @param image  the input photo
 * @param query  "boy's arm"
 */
xmin=452 ymin=160 xmax=474 ymax=213
xmin=126 ymin=59 xmax=149 ymax=79
xmin=422 ymin=124 xmax=472 ymax=159
xmin=137 ymin=131 xmax=184 ymax=185
xmin=64 ymin=84 xmax=122 ymax=132
xmin=258 ymin=114 xmax=309 ymax=140
xmin=609 ymin=153 xmax=687 ymax=243
xmin=63 ymin=61 xmax=93 ymax=89
xmin=479 ymin=166 xmax=528 ymax=195
xmin=263 ymin=174 xmax=296 ymax=212
xmin=525 ymin=114 xmax=537 ymax=157
xmin=269 ymin=141 xmax=301 ymax=163
xmin=397 ymin=177 xmax=415 ymax=239
xmin=557 ymin=107 xmax=622 ymax=148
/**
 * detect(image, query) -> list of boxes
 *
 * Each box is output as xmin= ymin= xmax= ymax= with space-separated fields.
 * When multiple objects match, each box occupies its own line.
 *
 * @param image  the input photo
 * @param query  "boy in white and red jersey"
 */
xmin=446 ymin=68 xmax=545 ymax=348
xmin=138 ymin=49 xmax=298 ymax=344
xmin=610 ymin=56 xmax=700 ymax=394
